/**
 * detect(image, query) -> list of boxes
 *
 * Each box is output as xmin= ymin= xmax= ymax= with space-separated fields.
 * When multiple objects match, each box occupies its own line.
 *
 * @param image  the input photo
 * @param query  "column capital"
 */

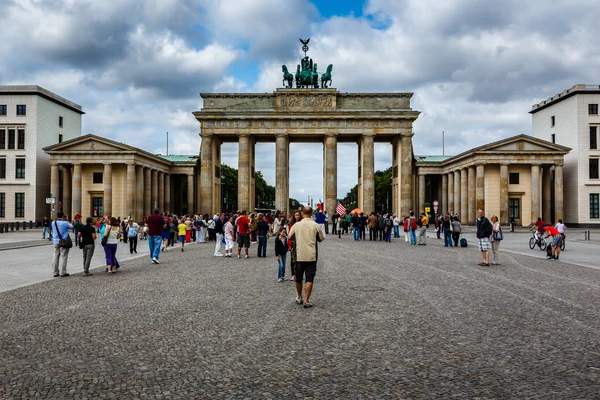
xmin=362 ymin=132 xmax=376 ymax=138
xmin=530 ymin=161 xmax=542 ymax=166
xmin=554 ymin=161 xmax=564 ymax=167
xmin=500 ymin=162 xmax=510 ymax=166
xmin=72 ymin=161 xmax=82 ymax=166
xmin=324 ymin=132 xmax=338 ymax=138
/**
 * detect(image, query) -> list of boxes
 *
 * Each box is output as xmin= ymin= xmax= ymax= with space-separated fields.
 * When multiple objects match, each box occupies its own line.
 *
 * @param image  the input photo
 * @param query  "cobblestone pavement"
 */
xmin=1 ymin=234 xmax=599 ymax=399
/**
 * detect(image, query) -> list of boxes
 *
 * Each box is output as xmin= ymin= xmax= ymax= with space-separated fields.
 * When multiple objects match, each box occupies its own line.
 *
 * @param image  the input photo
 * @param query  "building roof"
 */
xmin=0 ymin=85 xmax=84 ymax=114
xmin=530 ymin=84 xmax=600 ymax=114
xmin=415 ymin=155 xmax=452 ymax=163
xmin=157 ymin=155 xmax=198 ymax=163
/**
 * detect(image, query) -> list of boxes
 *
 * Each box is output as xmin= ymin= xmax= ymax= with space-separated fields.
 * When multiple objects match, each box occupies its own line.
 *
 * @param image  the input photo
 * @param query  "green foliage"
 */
xmin=341 ymin=167 xmax=393 ymax=214
xmin=254 ymin=170 xmax=275 ymax=209
xmin=221 ymin=165 xmax=276 ymax=211
xmin=289 ymin=198 xmax=304 ymax=211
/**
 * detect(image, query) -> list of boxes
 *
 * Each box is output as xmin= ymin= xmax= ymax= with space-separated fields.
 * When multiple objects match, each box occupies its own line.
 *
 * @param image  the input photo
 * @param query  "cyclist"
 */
xmin=530 ymin=217 xmax=545 ymax=242
xmin=543 ymin=225 xmax=562 ymax=261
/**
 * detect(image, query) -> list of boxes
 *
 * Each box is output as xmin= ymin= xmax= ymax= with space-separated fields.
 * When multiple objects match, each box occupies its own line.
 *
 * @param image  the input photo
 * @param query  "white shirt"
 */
xmin=554 ymin=222 xmax=565 ymax=233
xmin=393 ymin=217 xmax=400 ymax=226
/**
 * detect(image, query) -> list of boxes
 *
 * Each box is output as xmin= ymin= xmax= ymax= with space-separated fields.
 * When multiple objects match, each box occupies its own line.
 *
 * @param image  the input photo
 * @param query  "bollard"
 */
xmin=10 ymin=222 xmax=14 ymax=231
xmin=588 ymin=230 xmax=591 ymax=241
xmin=29 ymin=221 xmax=33 ymax=229
xmin=23 ymin=221 xmax=26 ymax=230
xmin=0 ymin=224 xmax=3 ymax=233
xmin=15 ymin=222 xmax=19 ymax=231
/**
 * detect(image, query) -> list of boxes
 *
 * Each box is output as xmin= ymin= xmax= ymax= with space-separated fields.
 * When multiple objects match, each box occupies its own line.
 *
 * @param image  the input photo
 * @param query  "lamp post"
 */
xmin=221 ymin=170 xmax=225 ymax=213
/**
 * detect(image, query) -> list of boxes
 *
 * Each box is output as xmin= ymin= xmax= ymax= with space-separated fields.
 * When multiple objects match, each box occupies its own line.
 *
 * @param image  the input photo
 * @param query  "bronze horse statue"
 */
xmin=282 ymin=65 xmax=294 ymax=88
xmin=321 ymin=64 xmax=333 ymax=89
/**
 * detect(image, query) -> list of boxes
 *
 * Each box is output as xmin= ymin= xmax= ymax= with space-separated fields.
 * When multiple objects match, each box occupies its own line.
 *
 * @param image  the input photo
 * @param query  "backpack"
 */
xmin=417 ymin=217 xmax=422 ymax=227
xmin=460 ymin=236 xmax=468 ymax=247
xmin=385 ymin=218 xmax=393 ymax=228
xmin=410 ymin=218 xmax=417 ymax=230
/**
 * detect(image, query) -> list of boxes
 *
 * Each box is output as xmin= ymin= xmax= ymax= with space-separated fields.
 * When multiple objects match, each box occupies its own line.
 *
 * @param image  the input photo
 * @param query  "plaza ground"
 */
xmin=1 ymin=228 xmax=599 ymax=398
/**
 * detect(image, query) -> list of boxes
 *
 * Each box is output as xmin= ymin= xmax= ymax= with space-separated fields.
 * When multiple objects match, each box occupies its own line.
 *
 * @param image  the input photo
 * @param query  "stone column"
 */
xmin=448 ymin=171 xmax=454 ymax=214
xmin=62 ymin=166 xmax=71 ymax=218
xmin=418 ymin=173 xmax=426 ymax=213
xmin=103 ymin=163 xmax=112 ymax=217
xmin=500 ymin=163 xmax=509 ymax=224
xmin=542 ymin=165 xmax=552 ymax=222
xmin=72 ymin=163 xmax=82 ymax=218
xmin=238 ymin=134 xmax=251 ymax=212
xmin=453 ymin=169 xmax=460 ymax=217
xmin=361 ymin=134 xmax=375 ymax=214
xmin=151 ymin=169 xmax=158 ymax=210
xmin=554 ymin=163 xmax=564 ymax=222
xmin=531 ymin=163 xmax=541 ymax=224
xmin=187 ymin=173 xmax=195 ymax=214
xmin=126 ymin=163 xmax=136 ymax=217
xmin=400 ymin=134 xmax=413 ymax=217
xmin=467 ymin=167 xmax=475 ymax=225
xmin=476 ymin=164 xmax=485 ymax=212
xmin=144 ymin=167 xmax=151 ymax=217
xmin=164 ymin=174 xmax=171 ymax=213
xmin=136 ymin=165 xmax=144 ymax=219
xmin=199 ymin=134 xmax=213 ymax=214
xmin=275 ymin=134 xmax=290 ymax=215
xmin=441 ymin=174 xmax=448 ymax=214
xmin=323 ymin=134 xmax=337 ymax=216
xmin=460 ymin=168 xmax=468 ymax=222
xmin=50 ymin=164 xmax=60 ymax=217
xmin=158 ymin=172 xmax=165 ymax=212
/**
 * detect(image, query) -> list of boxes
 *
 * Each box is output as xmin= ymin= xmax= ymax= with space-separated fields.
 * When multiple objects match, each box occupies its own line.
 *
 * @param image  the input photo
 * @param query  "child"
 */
xmin=274 ymin=227 xmax=288 ymax=282
xmin=178 ymin=218 xmax=187 ymax=252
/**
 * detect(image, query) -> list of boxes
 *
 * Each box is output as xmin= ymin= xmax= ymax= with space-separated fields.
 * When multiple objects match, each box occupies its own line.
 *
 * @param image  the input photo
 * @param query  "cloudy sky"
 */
xmin=2 ymin=0 xmax=599 ymax=202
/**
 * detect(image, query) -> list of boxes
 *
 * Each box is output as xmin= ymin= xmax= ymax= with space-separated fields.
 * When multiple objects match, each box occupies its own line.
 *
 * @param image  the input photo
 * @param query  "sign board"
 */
xmin=434 ymin=205 xmax=439 ymax=212
xmin=425 ymin=207 xmax=431 ymax=213
xmin=433 ymin=200 xmax=439 ymax=206
xmin=46 ymin=197 xmax=55 ymax=204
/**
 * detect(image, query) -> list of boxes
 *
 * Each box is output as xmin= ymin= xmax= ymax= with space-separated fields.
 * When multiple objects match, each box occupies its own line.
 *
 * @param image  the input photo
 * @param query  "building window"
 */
xmin=92 ymin=197 xmax=103 ymax=217
xmin=0 ymin=105 xmax=6 ymax=116
xmin=590 ymin=104 xmax=599 ymax=115
xmin=590 ymin=158 xmax=600 ymax=179
xmin=0 ymin=159 xmax=5 ymax=178
xmin=591 ymin=127 xmax=598 ymax=150
xmin=15 ymin=193 xmax=25 ymax=218
xmin=15 ymin=158 xmax=25 ymax=179
xmin=591 ymin=194 xmax=600 ymax=219
xmin=551 ymin=133 xmax=555 ymax=144
xmin=509 ymin=198 xmax=520 ymax=219
xmin=0 ymin=129 xmax=4 ymax=149
xmin=7 ymin=129 xmax=15 ymax=149
xmin=509 ymin=173 xmax=520 ymax=184
xmin=59 ymin=116 xmax=63 ymax=128
xmin=58 ymin=134 xmax=63 ymax=143
xmin=0 ymin=193 xmax=4 ymax=217
xmin=93 ymin=172 xmax=103 ymax=184
xmin=16 ymin=105 xmax=26 ymax=116
xmin=551 ymin=116 xmax=555 ymax=127
xmin=17 ymin=129 xmax=25 ymax=150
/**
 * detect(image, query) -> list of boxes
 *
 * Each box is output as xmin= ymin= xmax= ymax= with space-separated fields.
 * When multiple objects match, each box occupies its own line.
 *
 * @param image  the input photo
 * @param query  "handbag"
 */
xmin=493 ymin=227 xmax=503 ymax=241
xmin=55 ymin=221 xmax=73 ymax=249
xmin=101 ymin=229 xmax=109 ymax=246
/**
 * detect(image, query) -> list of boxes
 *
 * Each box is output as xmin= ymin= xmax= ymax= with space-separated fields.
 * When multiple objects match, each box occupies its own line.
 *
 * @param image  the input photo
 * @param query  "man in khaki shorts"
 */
xmin=289 ymin=206 xmax=325 ymax=308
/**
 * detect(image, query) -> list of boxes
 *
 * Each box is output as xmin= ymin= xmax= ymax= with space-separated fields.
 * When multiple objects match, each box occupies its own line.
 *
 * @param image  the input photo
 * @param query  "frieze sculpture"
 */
xmin=282 ymin=38 xmax=333 ymax=89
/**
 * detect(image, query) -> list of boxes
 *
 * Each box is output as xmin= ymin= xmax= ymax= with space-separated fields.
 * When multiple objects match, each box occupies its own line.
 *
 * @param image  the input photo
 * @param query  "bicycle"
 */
xmin=529 ymin=231 xmax=547 ymax=251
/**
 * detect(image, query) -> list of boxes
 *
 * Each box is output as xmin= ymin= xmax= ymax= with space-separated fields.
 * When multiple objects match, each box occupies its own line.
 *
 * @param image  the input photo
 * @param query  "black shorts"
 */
xmin=237 ymin=233 xmax=250 ymax=248
xmin=295 ymin=261 xmax=317 ymax=283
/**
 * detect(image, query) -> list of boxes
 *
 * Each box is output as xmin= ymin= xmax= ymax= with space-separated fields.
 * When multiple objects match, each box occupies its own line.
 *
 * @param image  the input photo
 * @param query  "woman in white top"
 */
xmin=103 ymin=217 xmax=121 ymax=274
xmin=272 ymin=211 xmax=281 ymax=235
xmin=224 ymin=216 xmax=235 ymax=257
xmin=489 ymin=215 xmax=502 ymax=265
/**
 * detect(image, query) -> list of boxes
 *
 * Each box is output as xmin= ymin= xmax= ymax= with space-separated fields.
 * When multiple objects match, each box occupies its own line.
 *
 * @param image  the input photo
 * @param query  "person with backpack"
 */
xmin=443 ymin=213 xmax=452 ymax=247
xmin=451 ymin=216 xmax=462 ymax=247
xmin=127 ymin=219 xmax=139 ymax=254
xmin=417 ymin=213 xmax=428 ymax=245
xmin=476 ymin=209 xmax=493 ymax=266
xmin=384 ymin=214 xmax=393 ymax=242
xmin=408 ymin=212 xmax=418 ymax=246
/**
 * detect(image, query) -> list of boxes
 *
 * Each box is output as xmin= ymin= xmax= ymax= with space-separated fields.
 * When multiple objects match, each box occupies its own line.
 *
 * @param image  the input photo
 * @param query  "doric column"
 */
xmin=467 ymin=167 xmax=475 ymax=224
xmin=323 ymin=134 xmax=337 ymax=216
xmin=448 ymin=171 xmax=454 ymax=214
xmin=164 ymin=174 xmax=171 ymax=213
xmin=62 ymin=166 xmax=71 ymax=218
xmin=361 ymin=134 xmax=375 ymax=214
xmin=276 ymin=134 xmax=290 ymax=215
xmin=103 ymin=163 xmax=112 ymax=217
xmin=418 ymin=173 xmax=426 ymax=213
xmin=500 ymin=163 xmax=509 ymax=224
xmin=125 ymin=163 xmax=136 ymax=218
xmin=400 ymin=134 xmax=413 ymax=217
xmin=158 ymin=172 xmax=165 ymax=212
xmin=441 ymin=174 xmax=448 ymax=214
xmin=476 ymin=164 xmax=485 ymax=212
xmin=187 ymin=173 xmax=195 ymax=214
xmin=72 ymin=163 xmax=82 ymax=218
xmin=151 ymin=169 xmax=158 ymax=210
xmin=199 ymin=134 xmax=214 ymax=214
xmin=460 ymin=168 xmax=468 ymax=221
xmin=238 ymin=134 xmax=251 ymax=212
xmin=542 ymin=165 xmax=552 ymax=222
xmin=531 ymin=163 xmax=541 ymax=224
xmin=554 ymin=163 xmax=564 ymax=222
xmin=144 ymin=167 xmax=151 ymax=217
xmin=50 ymin=164 xmax=59 ymax=218
xmin=453 ymin=169 xmax=460 ymax=217
xmin=136 ymin=165 xmax=144 ymax=219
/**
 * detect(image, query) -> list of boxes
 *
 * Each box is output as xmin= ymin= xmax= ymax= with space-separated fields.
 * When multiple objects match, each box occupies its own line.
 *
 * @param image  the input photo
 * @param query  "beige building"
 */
xmin=414 ymin=135 xmax=570 ymax=226
xmin=44 ymin=135 xmax=198 ymax=220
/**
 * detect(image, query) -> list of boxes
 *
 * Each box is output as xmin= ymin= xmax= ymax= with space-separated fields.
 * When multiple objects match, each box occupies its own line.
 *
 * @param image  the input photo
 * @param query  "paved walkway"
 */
xmin=1 ymin=231 xmax=599 ymax=398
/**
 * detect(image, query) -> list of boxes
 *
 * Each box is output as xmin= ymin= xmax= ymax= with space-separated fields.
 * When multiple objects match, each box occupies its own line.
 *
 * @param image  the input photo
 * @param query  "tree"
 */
xmin=289 ymin=198 xmax=304 ymax=211
xmin=221 ymin=164 xmax=238 ymax=212
xmin=341 ymin=166 xmax=393 ymax=214
xmin=254 ymin=171 xmax=275 ymax=209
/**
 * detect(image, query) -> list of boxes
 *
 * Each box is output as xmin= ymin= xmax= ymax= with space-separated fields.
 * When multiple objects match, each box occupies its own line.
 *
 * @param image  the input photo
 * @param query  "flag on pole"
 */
xmin=317 ymin=199 xmax=323 ymax=212
xmin=336 ymin=201 xmax=346 ymax=215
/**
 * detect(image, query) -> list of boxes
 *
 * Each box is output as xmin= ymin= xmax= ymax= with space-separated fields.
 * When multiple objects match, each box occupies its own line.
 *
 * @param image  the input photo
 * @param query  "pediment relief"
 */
xmin=486 ymin=140 xmax=555 ymax=152
xmin=46 ymin=135 xmax=133 ymax=153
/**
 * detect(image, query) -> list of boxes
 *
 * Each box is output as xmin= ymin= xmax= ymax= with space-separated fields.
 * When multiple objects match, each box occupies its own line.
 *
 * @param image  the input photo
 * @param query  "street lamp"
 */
xmin=221 ymin=170 xmax=225 ymax=213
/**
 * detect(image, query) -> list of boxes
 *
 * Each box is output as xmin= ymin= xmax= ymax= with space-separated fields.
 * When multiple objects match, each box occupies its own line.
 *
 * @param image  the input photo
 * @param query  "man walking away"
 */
xmin=214 ymin=213 xmax=225 ymax=256
xmin=377 ymin=213 xmax=385 ymax=241
xmin=147 ymin=208 xmax=165 ymax=264
xmin=315 ymin=210 xmax=326 ymax=237
xmin=128 ymin=219 xmax=139 ymax=254
xmin=79 ymin=216 xmax=96 ymax=276
xmin=236 ymin=210 xmax=251 ymax=259
xmin=368 ymin=213 xmax=377 ymax=241
xmin=418 ymin=213 xmax=428 ymax=245
xmin=73 ymin=217 xmax=83 ymax=248
xmin=52 ymin=212 xmax=73 ymax=277
xmin=476 ymin=209 xmax=493 ymax=266
xmin=359 ymin=212 xmax=367 ymax=240
xmin=289 ymin=207 xmax=325 ymax=308
xmin=408 ymin=212 xmax=418 ymax=245
xmin=331 ymin=212 xmax=338 ymax=235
